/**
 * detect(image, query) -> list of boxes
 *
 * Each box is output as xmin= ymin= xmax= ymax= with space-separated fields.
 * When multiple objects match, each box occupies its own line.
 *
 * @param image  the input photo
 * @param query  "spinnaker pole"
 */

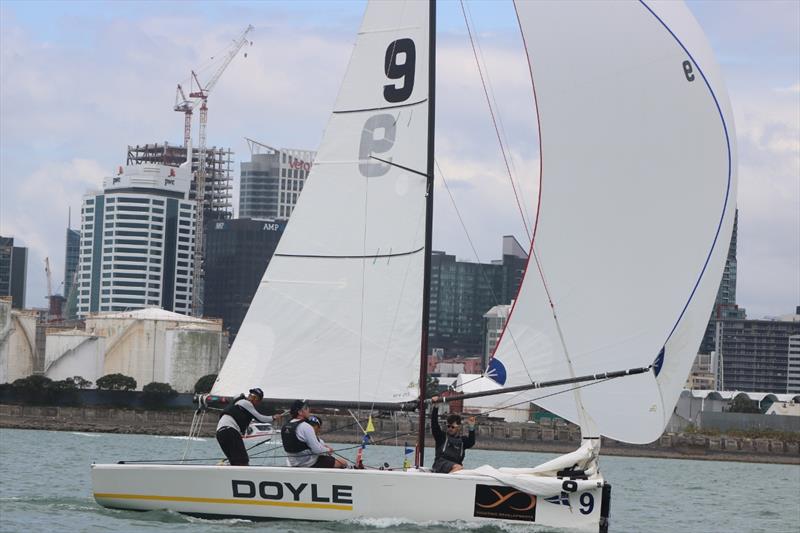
xmin=415 ymin=0 xmax=436 ymax=468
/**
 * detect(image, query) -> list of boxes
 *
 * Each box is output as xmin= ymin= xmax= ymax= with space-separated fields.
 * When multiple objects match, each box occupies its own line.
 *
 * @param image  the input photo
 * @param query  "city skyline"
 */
xmin=1 ymin=0 xmax=797 ymax=319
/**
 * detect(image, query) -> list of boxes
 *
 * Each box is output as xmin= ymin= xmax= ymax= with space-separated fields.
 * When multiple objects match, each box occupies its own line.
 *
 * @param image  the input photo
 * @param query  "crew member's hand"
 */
xmin=326 ymin=445 xmax=334 ymax=455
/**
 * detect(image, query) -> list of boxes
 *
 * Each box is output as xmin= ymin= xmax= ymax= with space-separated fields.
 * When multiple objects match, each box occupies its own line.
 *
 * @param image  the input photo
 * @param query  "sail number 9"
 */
xmin=384 ymin=38 xmax=416 ymax=102
xmin=579 ymin=492 xmax=595 ymax=515
xmin=358 ymin=39 xmax=416 ymax=178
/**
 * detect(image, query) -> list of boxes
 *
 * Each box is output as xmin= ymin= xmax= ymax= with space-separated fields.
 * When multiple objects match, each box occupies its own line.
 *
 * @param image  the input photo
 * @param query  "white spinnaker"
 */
xmin=213 ymin=1 xmax=429 ymax=404
xmin=489 ymin=0 xmax=737 ymax=443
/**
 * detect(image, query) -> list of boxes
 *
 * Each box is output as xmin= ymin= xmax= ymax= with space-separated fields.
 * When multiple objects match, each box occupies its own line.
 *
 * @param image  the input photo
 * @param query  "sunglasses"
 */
xmin=447 ymin=424 xmax=460 ymax=429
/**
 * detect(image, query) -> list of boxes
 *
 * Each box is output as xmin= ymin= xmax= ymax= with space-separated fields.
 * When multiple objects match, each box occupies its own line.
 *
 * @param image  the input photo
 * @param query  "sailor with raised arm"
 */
xmin=215 ymin=387 xmax=272 ymax=466
xmin=430 ymin=395 xmax=476 ymax=473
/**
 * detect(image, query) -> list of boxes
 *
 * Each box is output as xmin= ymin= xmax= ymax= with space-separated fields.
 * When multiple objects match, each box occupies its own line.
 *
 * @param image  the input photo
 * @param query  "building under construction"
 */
xmin=126 ymin=142 xmax=233 ymax=221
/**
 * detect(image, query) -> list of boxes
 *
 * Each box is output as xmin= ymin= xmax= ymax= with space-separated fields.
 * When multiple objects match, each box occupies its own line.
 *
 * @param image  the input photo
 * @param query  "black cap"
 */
xmin=248 ymin=388 xmax=264 ymax=400
xmin=307 ymin=415 xmax=322 ymax=427
xmin=290 ymin=399 xmax=308 ymax=415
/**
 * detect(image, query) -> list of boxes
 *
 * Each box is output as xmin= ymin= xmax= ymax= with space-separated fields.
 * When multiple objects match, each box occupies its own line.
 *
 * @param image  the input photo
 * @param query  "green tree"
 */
xmin=11 ymin=375 xmax=53 ymax=404
xmin=728 ymin=395 xmax=760 ymax=414
xmin=68 ymin=376 xmax=93 ymax=389
xmin=50 ymin=379 xmax=78 ymax=391
xmin=96 ymin=373 xmax=137 ymax=391
xmin=424 ymin=375 xmax=440 ymax=398
xmin=194 ymin=374 xmax=218 ymax=394
xmin=141 ymin=381 xmax=177 ymax=408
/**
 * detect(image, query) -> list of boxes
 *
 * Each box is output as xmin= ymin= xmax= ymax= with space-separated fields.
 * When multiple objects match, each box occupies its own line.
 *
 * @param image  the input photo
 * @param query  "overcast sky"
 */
xmin=1 ymin=0 xmax=797 ymax=320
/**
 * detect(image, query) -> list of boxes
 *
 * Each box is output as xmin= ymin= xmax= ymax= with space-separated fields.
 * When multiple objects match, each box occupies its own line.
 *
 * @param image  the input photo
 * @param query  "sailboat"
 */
xmin=91 ymin=1 xmax=736 ymax=531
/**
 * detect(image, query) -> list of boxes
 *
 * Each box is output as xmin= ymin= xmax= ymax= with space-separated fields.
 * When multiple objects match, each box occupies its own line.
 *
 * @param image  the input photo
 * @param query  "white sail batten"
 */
xmin=213 ymin=1 xmax=429 ymax=404
xmin=489 ymin=0 xmax=737 ymax=443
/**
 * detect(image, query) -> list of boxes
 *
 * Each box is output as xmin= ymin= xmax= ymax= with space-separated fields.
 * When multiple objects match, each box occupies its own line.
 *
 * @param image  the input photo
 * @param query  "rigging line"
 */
xmin=467 ymin=376 xmax=616 ymax=419
xmin=357 ymin=174 xmax=370 ymax=419
xmin=447 ymin=373 xmax=488 ymax=392
xmin=459 ymin=0 xmax=531 ymax=244
xmin=462 ymin=0 xmax=533 ymax=236
xmin=366 ymin=204 xmax=426 ymax=416
xmin=435 ymin=159 xmax=531 ymax=381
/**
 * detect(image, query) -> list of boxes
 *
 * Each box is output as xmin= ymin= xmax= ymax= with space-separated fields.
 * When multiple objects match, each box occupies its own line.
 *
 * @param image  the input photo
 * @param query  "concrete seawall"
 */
xmin=2 ymin=404 xmax=797 ymax=465
xmin=0 ymin=405 xmax=800 ymax=464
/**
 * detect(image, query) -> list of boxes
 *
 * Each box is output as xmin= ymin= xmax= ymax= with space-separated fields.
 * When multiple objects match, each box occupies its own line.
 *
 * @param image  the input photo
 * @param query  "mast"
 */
xmin=415 ymin=0 xmax=436 ymax=468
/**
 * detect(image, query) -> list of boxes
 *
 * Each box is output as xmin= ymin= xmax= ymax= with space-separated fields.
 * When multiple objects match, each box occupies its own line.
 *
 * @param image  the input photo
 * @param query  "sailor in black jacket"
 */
xmin=215 ymin=387 xmax=272 ymax=465
xmin=430 ymin=395 xmax=476 ymax=473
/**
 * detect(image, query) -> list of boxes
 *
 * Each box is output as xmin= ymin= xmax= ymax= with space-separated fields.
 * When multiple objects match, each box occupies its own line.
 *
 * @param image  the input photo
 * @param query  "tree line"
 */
xmin=0 ymin=373 xmax=219 ymax=408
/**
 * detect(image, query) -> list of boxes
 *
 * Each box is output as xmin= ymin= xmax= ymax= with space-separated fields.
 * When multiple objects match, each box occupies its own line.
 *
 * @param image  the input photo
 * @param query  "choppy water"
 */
xmin=1 ymin=428 xmax=798 ymax=532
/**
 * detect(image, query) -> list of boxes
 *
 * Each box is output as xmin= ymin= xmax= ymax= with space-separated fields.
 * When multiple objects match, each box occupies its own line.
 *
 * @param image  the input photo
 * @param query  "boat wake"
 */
xmin=154 ymin=435 xmax=207 ymax=442
xmin=343 ymin=517 xmax=564 ymax=532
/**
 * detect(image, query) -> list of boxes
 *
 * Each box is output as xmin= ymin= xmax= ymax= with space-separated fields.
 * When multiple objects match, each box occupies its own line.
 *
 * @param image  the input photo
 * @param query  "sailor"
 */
xmin=215 ymin=387 xmax=272 ymax=466
xmin=306 ymin=415 xmax=348 ymax=468
xmin=281 ymin=399 xmax=341 ymax=468
xmin=429 ymin=395 xmax=476 ymax=473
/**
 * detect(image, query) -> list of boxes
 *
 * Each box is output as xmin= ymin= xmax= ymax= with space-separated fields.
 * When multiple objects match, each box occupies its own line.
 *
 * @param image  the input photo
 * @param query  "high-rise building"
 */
xmin=0 ymin=236 xmax=27 ymax=309
xmin=77 ymin=164 xmax=196 ymax=317
xmin=203 ymin=218 xmax=286 ymax=342
xmin=126 ymin=143 xmax=233 ymax=221
xmin=700 ymin=209 xmax=745 ymax=353
xmin=64 ymin=228 xmax=80 ymax=297
xmin=716 ymin=309 xmax=800 ymax=393
xmin=63 ymin=227 xmax=80 ymax=319
xmin=428 ymin=236 xmax=528 ymax=357
xmin=239 ymin=139 xmax=316 ymax=220
xmin=788 ymin=325 xmax=800 ymax=394
xmin=483 ymin=303 xmax=511 ymax=368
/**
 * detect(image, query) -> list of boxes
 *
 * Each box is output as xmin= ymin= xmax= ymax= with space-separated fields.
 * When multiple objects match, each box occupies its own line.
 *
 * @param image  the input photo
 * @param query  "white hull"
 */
xmin=92 ymin=464 xmax=607 ymax=531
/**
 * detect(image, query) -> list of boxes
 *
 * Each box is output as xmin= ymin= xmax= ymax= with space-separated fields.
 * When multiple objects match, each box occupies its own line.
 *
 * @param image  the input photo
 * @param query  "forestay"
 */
xmin=489 ymin=0 xmax=737 ymax=443
xmin=213 ymin=1 xmax=430 ymax=404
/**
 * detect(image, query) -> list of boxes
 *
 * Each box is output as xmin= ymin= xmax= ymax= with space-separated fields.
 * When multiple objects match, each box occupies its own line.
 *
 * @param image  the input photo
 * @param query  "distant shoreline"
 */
xmin=1 ymin=405 xmax=797 ymax=466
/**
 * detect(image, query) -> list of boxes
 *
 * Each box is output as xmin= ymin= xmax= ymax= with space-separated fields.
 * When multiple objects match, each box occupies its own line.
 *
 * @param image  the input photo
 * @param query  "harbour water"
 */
xmin=1 ymin=428 xmax=797 ymax=533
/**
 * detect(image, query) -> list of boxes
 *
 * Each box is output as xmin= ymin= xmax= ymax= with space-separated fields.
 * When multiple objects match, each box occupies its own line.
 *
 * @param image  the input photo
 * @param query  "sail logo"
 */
xmin=231 ymin=480 xmax=353 ymax=505
xmin=474 ymin=484 xmax=536 ymax=522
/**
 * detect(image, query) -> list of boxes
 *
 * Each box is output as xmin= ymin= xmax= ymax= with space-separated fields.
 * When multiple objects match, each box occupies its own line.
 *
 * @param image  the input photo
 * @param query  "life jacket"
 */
xmin=437 ymin=435 xmax=466 ymax=464
xmin=219 ymin=395 xmax=253 ymax=434
xmin=281 ymin=419 xmax=311 ymax=453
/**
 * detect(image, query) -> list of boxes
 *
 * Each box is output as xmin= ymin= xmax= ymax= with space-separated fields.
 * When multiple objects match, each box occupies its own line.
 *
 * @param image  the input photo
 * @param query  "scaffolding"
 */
xmin=126 ymin=142 xmax=234 ymax=220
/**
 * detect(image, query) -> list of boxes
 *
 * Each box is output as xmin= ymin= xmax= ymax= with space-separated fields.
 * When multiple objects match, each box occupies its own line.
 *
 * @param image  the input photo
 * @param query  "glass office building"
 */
xmin=77 ymin=165 xmax=196 ymax=316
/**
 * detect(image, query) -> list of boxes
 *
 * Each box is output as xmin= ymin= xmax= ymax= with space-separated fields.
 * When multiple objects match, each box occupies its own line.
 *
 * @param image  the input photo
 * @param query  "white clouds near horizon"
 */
xmin=0 ymin=0 xmax=797 ymax=321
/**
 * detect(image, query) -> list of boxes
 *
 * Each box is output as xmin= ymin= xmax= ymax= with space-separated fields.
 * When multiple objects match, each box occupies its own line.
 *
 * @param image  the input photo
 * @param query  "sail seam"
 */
xmin=274 ymin=247 xmax=424 ymax=260
xmin=333 ymin=99 xmax=427 ymax=114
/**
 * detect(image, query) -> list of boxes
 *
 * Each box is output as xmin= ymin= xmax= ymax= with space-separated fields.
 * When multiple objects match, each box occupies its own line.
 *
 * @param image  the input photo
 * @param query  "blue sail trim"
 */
xmin=639 ymin=0 xmax=733 ymax=366
xmin=486 ymin=358 xmax=507 ymax=386
xmin=653 ymin=347 xmax=665 ymax=377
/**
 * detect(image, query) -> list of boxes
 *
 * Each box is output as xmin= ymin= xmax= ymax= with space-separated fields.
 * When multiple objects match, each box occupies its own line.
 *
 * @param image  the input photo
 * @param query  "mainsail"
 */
xmin=213 ymin=1 xmax=430 ymax=404
xmin=489 ymin=0 xmax=737 ymax=443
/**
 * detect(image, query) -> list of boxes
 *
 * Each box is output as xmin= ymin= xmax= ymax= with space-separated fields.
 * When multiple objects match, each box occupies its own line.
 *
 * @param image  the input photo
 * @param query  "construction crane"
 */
xmin=44 ymin=257 xmax=53 ymax=303
xmin=44 ymin=257 xmax=64 ymax=321
xmin=173 ymin=24 xmax=253 ymax=317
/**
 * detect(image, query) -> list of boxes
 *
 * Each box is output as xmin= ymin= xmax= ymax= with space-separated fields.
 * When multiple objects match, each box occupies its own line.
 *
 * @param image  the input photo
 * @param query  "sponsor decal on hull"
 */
xmin=232 ymin=480 xmax=353 ymax=509
xmin=473 ymin=484 xmax=536 ymax=522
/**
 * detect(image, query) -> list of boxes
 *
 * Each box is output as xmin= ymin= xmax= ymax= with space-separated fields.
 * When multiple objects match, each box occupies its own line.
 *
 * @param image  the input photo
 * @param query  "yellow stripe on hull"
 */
xmin=93 ymin=493 xmax=353 ymax=511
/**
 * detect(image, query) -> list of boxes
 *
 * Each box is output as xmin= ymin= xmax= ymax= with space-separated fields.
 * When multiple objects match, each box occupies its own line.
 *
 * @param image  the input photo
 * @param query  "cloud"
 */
xmin=0 ymin=0 xmax=797 ymax=322
xmin=1 ymin=158 xmax=105 ymax=297
xmin=732 ymin=85 xmax=800 ymax=318
xmin=775 ymin=83 xmax=800 ymax=94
